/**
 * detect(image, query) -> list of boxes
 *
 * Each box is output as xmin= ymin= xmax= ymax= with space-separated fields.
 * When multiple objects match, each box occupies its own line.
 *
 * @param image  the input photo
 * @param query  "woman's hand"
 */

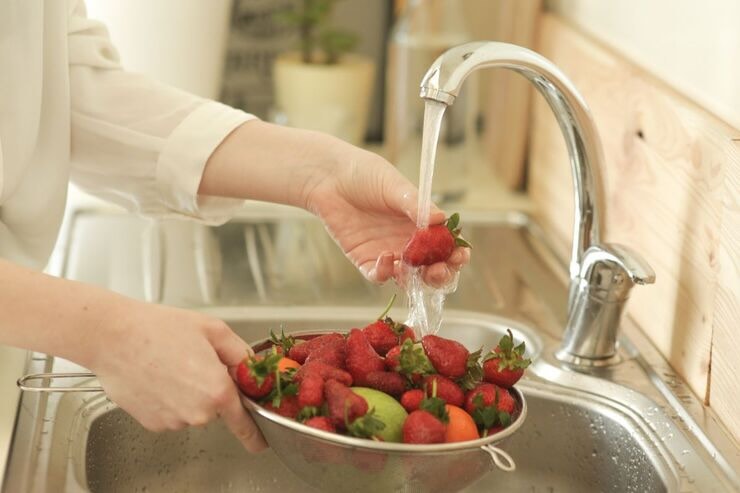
xmin=87 ymin=298 xmax=267 ymax=452
xmin=199 ymin=121 xmax=470 ymax=286
xmin=303 ymin=143 xmax=470 ymax=286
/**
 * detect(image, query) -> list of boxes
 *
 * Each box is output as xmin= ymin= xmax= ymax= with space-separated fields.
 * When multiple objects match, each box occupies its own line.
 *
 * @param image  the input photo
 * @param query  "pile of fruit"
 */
xmin=235 ymin=298 xmax=531 ymax=445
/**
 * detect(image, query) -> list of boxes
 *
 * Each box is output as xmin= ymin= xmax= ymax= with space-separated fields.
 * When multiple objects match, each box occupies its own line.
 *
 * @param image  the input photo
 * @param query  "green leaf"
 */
xmin=459 ymin=348 xmax=484 ymax=391
xmin=347 ymin=408 xmax=386 ymax=439
xmin=297 ymin=406 xmax=321 ymax=422
xmin=454 ymin=237 xmax=472 ymax=249
xmin=318 ymin=29 xmax=358 ymax=64
xmin=446 ymin=213 xmax=460 ymax=231
xmin=419 ymin=395 xmax=449 ymax=424
xmin=270 ymin=328 xmax=296 ymax=354
xmin=398 ymin=340 xmax=435 ymax=379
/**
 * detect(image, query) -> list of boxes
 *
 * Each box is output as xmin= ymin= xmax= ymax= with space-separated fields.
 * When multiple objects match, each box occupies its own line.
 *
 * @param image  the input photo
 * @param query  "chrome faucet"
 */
xmin=420 ymin=42 xmax=655 ymax=366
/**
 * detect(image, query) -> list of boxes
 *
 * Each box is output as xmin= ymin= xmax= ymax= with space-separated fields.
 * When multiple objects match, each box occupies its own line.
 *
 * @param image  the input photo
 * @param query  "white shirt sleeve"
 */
xmin=67 ymin=0 xmax=255 ymax=223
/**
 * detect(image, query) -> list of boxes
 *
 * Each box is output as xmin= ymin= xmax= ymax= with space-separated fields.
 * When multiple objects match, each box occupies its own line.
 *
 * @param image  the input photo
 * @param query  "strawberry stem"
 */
xmin=377 ymin=294 xmax=397 ymax=320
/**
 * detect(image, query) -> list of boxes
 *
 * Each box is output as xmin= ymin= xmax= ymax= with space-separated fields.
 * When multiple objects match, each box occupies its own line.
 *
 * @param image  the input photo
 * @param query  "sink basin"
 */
xmin=4 ymin=308 xmax=730 ymax=493
xmin=79 ymin=382 xmax=669 ymax=493
xmin=4 ymin=213 xmax=738 ymax=492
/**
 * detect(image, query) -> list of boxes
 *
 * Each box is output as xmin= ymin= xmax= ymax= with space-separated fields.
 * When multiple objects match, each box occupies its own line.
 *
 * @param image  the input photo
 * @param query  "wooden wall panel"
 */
xmin=529 ymin=15 xmax=740 ymax=439
xmin=709 ymin=142 xmax=740 ymax=441
xmin=465 ymin=0 xmax=542 ymax=190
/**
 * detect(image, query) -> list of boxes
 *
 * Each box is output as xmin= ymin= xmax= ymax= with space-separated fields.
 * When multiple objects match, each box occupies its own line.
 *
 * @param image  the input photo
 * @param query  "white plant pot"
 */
xmin=273 ymin=53 xmax=375 ymax=145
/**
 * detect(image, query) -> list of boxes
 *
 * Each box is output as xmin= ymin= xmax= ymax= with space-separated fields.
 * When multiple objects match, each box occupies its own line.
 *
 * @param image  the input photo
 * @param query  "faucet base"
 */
xmin=554 ymin=349 xmax=622 ymax=368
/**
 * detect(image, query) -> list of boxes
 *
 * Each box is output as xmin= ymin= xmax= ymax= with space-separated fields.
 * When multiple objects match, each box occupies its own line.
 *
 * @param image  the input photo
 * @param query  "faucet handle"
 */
xmin=579 ymin=244 xmax=656 ymax=288
xmin=558 ymin=244 xmax=655 ymax=364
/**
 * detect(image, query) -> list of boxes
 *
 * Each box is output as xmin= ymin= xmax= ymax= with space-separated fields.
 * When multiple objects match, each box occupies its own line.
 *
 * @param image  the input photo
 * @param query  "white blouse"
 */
xmin=0 ymin=0 xmax=255 ymax=269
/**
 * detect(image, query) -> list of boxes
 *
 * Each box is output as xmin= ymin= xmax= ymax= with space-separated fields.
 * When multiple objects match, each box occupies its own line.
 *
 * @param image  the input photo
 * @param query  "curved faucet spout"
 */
xmin=421 ymin=41 xmax=603 ymax=285
xmin=420 ymin=42 xmax=654 ymax=365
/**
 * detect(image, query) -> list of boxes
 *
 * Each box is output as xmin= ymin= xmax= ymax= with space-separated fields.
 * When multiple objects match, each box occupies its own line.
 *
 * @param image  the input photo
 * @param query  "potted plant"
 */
xmin=273 ymin=0 xmax=375 ymax=145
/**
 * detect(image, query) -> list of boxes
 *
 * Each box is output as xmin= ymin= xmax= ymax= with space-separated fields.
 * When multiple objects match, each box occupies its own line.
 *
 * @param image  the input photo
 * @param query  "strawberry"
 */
xmin=422 ymin=335 xmax=469 ymax=378
xmin=402 ymin=213 xmax=472 ymax=267
xmin=305 ymin=335 xmax=347 ymax=369
xmin=297 ymin=373 xmax=324 ymax=408
xmin=295 ymin=361 xmax=353 ymax=386
xmin=403 ymin=411 xmax=447 ymax=444
xmin=395 ymin=339 xmax=435 ymax=383
xmin=346 ymin=328 xmax=385 ymax=386
xmin=423 ymin=375 xmax=464 ymax=408
xmin=362 ymin=295 xmax=416 ymax=356
xmin=365 ymin=371 xmax=406 ymax=397
xmin=385 ymin=345 xmax=402 ymax=370
xmin=483 ymin=329 xmax=531 ymax=388
xmin=464 ymin=383 xmax=515 ymax=430
xmin=235 ymin=352 xmax=281 ymax=399
xmin=304 ymin=416 xmax=336 ymax=433
xmin=263 ymin=394 xmax=301 ymax=419
xmin=324 ymin=379 xmax=369 ymax=429
xmin=288 ymin=333 xmax=344 ymax=364
xmin=402 ymin=380 xmax=449 ymax=444
xmin=400 ymin=389 xmax=425 ymax=413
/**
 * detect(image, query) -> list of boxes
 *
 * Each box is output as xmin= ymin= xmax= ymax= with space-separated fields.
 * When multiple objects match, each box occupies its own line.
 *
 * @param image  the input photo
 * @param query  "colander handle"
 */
xmin=17 ymin=372 xmax=103 ymax=393
xmin=481 ymin=444 xmax=516 ymax=472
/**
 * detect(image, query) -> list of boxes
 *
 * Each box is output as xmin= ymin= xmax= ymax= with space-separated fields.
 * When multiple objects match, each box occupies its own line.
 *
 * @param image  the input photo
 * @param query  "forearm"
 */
xmin=0 ymin=259 xmax=130 ymax=368
xmin=198 ymin=120 xmax=351 ymax=210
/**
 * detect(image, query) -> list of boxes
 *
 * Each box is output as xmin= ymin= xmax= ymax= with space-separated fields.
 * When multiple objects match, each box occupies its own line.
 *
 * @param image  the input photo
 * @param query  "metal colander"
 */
xmin=243 ymin=331 xmax=527 ymax=493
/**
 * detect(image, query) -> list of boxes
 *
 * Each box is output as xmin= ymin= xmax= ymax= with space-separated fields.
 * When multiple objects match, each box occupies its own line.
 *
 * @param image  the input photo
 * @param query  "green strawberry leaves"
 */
xmin=398 ymin=339 xmax=435 ymax=380
xmin=347 ymin=408 xmax=386 ymax=439
xmin=420 ymin=379 xmax=449 ymax=423
xmin=470 ymin=391 xmax=511 ymax=429
xmin=483 ymin=329 xmax=532 ymax=371
xmin=459 ymin=347 xmax=484 ymax=391
xmin=270 ymin=328 xmax=296 ymax=354
xmin=264 ymin=364 xmax=298 ymax=407
xmin=297 ymin=405 xmax=321 ymax=422
xmin=445 ymin=213 xmax=473 ymax=249
xmin=248 ymin=350 xmax=283 ymax=387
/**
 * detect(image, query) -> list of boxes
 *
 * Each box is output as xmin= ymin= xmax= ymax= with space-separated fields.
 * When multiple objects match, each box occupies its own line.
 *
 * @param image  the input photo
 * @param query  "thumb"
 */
xmin=383 ymin=170 xmax=444 ymax=225
xmin=207 ymin=321 xmax=254 ymax=367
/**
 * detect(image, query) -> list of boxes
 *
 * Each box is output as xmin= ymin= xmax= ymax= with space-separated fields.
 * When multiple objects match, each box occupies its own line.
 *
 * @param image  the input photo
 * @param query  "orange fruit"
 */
xmin=444 ymin=405 xmax=479 ymax=443
xmin=278 ymin=357 xmax=301 ymax=373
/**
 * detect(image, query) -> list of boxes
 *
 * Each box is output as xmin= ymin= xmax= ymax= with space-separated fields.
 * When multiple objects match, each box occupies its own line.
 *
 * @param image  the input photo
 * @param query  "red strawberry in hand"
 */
xmin=346 ymin=329 xmax=385 ymax=386
xmin=236 ymin=352 xmax=282 ymax=399
xmin=422 ymin=334 xmax=469 ymax=378
xmin=483 ymin=329 xmax=531 ymax=388
xmin=402 ymin=213 xmax=471 ymax=267
xmin=362 ymin=294 xmax=416 ymax=356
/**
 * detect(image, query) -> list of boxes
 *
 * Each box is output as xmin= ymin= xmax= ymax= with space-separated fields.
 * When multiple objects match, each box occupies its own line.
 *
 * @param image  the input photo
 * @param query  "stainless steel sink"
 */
xmin=4 ymin=211 xmax=739 ymax=492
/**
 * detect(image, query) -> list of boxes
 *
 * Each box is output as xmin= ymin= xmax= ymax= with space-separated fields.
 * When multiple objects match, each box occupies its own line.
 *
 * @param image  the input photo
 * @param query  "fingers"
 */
xmin=206 ymin=320 xmax=254 ymax=367
xmin=359 ymin=252 xmax=395 ymax=283
xmin=447 ymin=247 xmax=471 ymax=270
xmin=219 ymin=380 xmax=268 ymax=453
xmin=421 ymin=263 xmax=454 ymax=288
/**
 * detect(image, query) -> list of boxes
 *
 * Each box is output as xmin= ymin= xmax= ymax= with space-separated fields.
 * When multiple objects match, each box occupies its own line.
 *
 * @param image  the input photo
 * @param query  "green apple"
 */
xmin=351 ymin=387 xmax=408 ymax=443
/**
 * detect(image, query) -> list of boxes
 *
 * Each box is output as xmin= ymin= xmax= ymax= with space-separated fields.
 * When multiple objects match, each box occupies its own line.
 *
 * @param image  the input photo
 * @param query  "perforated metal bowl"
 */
xmin=242 ymin=331 xmax=527 ymax=493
